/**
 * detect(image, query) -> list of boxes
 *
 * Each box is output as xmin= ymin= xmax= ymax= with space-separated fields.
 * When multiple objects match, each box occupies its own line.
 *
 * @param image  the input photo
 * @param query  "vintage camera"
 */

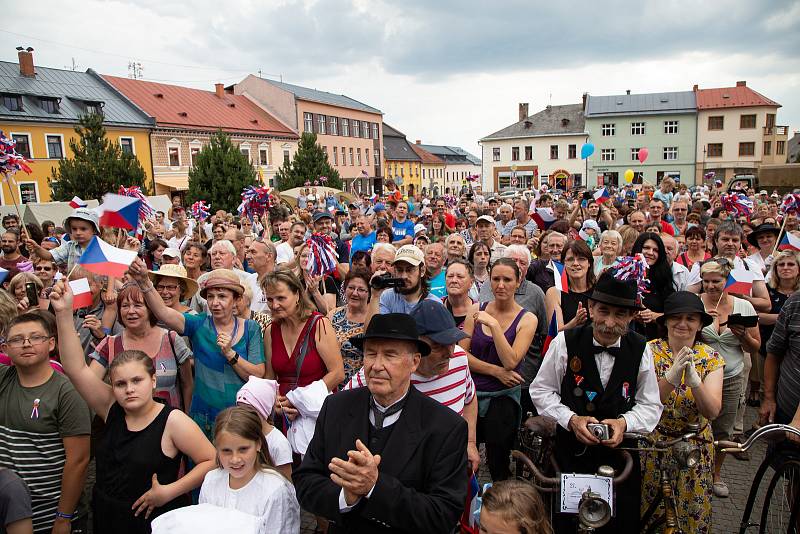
xmin=587 ymin=423 xmax=611 ymax=441
xmin=370 ymin=274 xmax=405 ymax=290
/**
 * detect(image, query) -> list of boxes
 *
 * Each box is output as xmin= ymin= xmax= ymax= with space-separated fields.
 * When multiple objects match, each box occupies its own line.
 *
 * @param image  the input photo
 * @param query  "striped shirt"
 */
xmin=344 ymin=349 xmax=476 ymax=415
xmin=0 ymin=366 xmax=91 ymax=533
xmin=767 ymin=292 xmax=800 ymax=417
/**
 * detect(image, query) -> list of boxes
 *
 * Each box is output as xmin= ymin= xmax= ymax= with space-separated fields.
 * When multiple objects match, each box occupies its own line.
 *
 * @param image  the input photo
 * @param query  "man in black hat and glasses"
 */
xmin=295 ymin=313 xmax=468 ymax=534
xmin=531 ymin=271 xmax=663 ymax=532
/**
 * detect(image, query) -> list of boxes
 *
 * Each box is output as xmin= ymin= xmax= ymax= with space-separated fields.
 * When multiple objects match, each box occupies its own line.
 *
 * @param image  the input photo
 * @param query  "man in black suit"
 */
xmin=294 ymin=313 xmax=468 ymax=534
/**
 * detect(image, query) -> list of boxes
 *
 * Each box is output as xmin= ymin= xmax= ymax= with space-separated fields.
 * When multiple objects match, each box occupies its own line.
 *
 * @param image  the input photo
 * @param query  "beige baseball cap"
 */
xmin=393 ymin=244 xmax=425 ymax=266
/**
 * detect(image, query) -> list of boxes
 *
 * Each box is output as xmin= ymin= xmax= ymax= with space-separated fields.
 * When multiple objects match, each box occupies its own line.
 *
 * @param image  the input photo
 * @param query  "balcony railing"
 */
xmin=764 ymin=125 xmax=788 ymax=136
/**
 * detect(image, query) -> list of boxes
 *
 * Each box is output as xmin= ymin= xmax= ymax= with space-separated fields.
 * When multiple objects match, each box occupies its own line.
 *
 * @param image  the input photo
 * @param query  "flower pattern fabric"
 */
xmin=640 ymin=339 xmax=723 ymax=534
xmin=330 ymin=307 xmax=364 ymax=388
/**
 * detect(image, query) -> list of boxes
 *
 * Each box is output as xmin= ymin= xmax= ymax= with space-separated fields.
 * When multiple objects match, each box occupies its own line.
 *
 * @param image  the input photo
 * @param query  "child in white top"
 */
xmin=199 ymin=406 xmax=299 ymax=534
xmin=236 ymin=376 xmax=294 ymax=480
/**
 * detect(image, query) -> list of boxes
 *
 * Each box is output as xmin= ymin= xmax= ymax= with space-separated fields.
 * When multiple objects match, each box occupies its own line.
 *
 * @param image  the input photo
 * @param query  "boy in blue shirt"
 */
xmin=391 ymin=201 xmax=415 ymax=245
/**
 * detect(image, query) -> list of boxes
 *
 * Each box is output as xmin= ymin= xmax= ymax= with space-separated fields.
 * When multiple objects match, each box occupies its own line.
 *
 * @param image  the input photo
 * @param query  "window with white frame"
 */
xmin=372 ymin=123 xmax=379 ymax=139
xmin=258 ymin=144 xmax=269 ymax=165
xmin=167 ymin=142 xmax=181 ymax=167
xmin=374 ymin=148 xmax=380 ymax=166
xmin=19 ymin=182 xmax=38 ymax=204
xmin=664 ymin=121 xmax=679 ymax=134
xmin=365 ymin=148 xmax=370 ymax=166
xmin=333 ymin=147 xmax=338 ymax=165
xmin=341 ymin=119 xmax=349 ymax=136
xmin=349 ymin=148 xmax=354 ymax=165
xmin=304 ymin=113 xmax=313 ymax=132
xmin=601 ymin=148 xmax=615 ymax=161
xmin=317 ymin=115 xmax=326 ymax=135
xmin=283 ymin=149 xmax=291 ymax=164
xmin=190 ymin=146 xmax=201 ymax=167
xmin=11 ymin=134 xmax=31 ymax=158
xmin=492 ymin=148 xmax=500 ymax=161
xmin=46 ymin=135 xmax=64 ymax=159
xmin=362 ymin=121 xmax=369 ymax=138
xmin=240 ymin=144 xmax=251 ymax=162
xmin=329 ymin=116 xmax=338 ymax=135
xmin=630 ymin=148 xmax=640 ymax=161
xmin=357 ymin=148 xmax=362 ymax=166
xmin=119 ymin=137 xmax=134 ymax=155
xmin=351 ymin=120 xmax=360 ymax=138
xmin=601 ymin=123 xmax=615 ymax=136
xmin=631 ymin=122 xmax=646 ymax=135
xmin=341 ymin=147 xmax=346 ymax=165
xmin=663 ymin=146 xmax=678 ymax=160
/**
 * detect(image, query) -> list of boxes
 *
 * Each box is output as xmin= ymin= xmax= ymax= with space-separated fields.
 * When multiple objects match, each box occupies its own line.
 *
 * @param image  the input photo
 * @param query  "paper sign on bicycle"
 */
xmin=559 ymin=473 xmax=614 ymax=514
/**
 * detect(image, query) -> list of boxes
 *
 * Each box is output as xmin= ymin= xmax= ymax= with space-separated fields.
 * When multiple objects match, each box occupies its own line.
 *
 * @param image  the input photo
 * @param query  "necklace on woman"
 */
xmin=211 ymin=316 xmax=239 ymax=340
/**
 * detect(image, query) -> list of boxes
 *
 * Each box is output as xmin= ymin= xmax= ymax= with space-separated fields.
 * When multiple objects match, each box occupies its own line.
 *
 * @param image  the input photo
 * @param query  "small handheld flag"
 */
xmin=531 ymin=207 xmax=556 ymax=230
xmin=724 ymin=268 xmax=754 ymax=295
xmin=97 ymin=193 xmax=142 ymax=230
xmin=778 ymin=232 xmax=800 ymax=252
xmin=542 ymin=310 xmax=558 ymax=356
xmin=77 ymin=237 xmax=138 ymax=278
xmin=68 ymin=278 xmax=93 ymax=310
xmin=69 ymin=196 xmax=88 ymax=209
xmin=549 ymin=260 xmax=569 ymax=293
xmin=593 ymin=187 xmax=611 ymax=204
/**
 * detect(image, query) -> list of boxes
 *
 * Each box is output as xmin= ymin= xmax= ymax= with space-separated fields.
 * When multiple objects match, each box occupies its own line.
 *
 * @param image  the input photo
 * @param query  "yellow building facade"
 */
xmin=0 ymin=121 xmax=153 ymax=205
xmin=384 ymin=159 xmax=422 ymax=196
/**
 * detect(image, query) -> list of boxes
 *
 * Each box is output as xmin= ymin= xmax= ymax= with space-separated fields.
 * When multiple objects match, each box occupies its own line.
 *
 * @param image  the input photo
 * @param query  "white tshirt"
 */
xmin=275 ymin=242 xmax=294 ymax=265
xmin=199 ymin=468 xmax=300 ymax=534
xmin=265 ymin=428 xmax=293 ymax=467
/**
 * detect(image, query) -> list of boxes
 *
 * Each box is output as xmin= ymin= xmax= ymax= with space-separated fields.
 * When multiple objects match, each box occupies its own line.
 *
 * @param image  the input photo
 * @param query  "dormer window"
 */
xmin=40 ymin=97 xmax=59 ymax=113
xmin=2 ymin=94 xmax=22 ymax=111
xmin=85 ymin=101 xmax=103 ymax=115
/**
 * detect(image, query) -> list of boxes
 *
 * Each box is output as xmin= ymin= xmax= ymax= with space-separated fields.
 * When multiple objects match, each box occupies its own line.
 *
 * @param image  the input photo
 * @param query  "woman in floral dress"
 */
xmin=641 ymin=292 xmax=724 ymax=533
xmin=328 ymin=270 xmax=369 ymax=387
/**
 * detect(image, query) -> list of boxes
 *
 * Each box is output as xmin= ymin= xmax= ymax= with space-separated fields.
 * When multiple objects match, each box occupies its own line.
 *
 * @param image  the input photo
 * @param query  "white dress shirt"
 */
xmin=530 ymin=332 xmax=663 ymax=433
xmin=671 ymin=261 xmax=690 ymax=291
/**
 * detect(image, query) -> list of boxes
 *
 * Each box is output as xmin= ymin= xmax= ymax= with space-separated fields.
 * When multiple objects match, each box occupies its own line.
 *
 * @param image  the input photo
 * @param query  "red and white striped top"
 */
xmin=343 ymin=348 xmax=475 ymax=416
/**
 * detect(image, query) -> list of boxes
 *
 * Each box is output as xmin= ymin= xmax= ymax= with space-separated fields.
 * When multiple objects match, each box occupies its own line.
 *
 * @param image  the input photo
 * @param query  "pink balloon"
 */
xmin=637 ymin=147 xmax=649 ymax=164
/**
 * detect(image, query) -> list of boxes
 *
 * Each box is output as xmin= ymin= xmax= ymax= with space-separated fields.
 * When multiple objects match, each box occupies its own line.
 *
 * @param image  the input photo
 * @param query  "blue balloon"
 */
xmin=581 ymin=143 xmax=595 ymax=159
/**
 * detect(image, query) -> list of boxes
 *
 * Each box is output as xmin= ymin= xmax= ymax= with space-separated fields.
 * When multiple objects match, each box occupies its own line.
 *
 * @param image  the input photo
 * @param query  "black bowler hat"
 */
xmin=351 ymin=313 xmax=431 ymax=356
xmin=657 ymin=291 xmax=713 ymax=327
xmin=588 ymin=272 xmax=644 ymax=310
xmin=747 ymin=223 xmax=781 ymax=248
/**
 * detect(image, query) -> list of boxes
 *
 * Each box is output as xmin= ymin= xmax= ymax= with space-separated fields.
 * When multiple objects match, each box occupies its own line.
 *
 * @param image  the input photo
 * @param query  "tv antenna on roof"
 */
xmin=128 ymin=61 xmax=143 ymax=80
xmin=65 ymin=58 xmax=80 ymax=71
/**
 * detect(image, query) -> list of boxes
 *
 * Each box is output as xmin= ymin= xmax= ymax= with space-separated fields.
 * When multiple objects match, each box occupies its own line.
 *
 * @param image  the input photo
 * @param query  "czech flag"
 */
xmin=69 ymin=196 xmax=88 ymax=209
xmin=778 ymin=232 xmax=800 ymax=252
xmin=0 ymin=267 xmax=8 ymax=285
xmin=531 ymin=207 xmax=556 ymax=230
xmin=542 ymin=310 xmax=558 ymax=357
xmin=550 ymin=260 xmax=569 ymax=293
xmin=593 ymin=187 xmax=611 ymax=204
xmin=68 ymin=278 xmax=93 ymax=310
xmin=459 ymin=473 xmax=481 ymax=534
xmin=97 ymin=193 xmax=141 ymax=231
xmin=77 ymin=236 xmax=138 ymax=278
xmin=724 ymin=268 xmax=753 ymax=295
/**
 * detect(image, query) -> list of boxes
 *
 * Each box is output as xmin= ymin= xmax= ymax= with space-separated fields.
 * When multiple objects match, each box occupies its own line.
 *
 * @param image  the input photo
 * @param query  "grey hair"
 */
xmin=503 ymin=244 xmax=531 ymax=267
xmin=445 ymin=233 xmax=465 ymax=246
xmin=599 ymin=229 xmax=623 ymax=252
xmin=211 ymin=239 xmax=237 ymax=256
xmin=372 ymin=242 xmax=395 ymax=257
xmin=715 ymin=220 xmax=744 ymax=240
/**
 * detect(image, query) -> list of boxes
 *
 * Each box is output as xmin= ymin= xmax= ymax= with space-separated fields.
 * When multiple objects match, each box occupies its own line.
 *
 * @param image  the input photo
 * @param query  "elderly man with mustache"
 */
xmin=531 ymin=271 xmax=663 ymax=533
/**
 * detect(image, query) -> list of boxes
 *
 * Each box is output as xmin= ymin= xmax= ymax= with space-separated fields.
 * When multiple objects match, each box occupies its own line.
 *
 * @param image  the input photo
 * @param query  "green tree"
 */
xmin=49 ymin=112 xmax=148 ymax=201
xmin=187 ymin=130 xmax=258 ymax=212
xmin=275 ymin=132 xmax=342 ymax=190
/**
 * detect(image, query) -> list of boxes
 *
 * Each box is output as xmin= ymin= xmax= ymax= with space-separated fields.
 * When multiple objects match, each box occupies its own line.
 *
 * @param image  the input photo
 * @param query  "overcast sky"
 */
xmin=3 ymin=0 xmax=799 ymax=160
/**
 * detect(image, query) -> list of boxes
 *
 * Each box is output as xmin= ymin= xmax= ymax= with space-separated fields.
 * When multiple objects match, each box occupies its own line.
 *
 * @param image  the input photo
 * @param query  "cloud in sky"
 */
xmin=2 ymin=0 xmax=798 ymax=157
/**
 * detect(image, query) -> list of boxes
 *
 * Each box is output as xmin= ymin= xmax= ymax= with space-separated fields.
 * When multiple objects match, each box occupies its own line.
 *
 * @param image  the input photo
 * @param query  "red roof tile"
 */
xmin=103 ymin=75 xmax=297 ymax=137
xmin=695 ymin=85 xmax=780 ymax=110
xmin=410 ymin=143 xmax=444 ymax=165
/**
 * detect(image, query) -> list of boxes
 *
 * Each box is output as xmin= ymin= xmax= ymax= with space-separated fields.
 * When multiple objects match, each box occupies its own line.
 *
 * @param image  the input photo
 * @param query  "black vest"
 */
xmin=559 ymin=324 xmax=645 ymax=421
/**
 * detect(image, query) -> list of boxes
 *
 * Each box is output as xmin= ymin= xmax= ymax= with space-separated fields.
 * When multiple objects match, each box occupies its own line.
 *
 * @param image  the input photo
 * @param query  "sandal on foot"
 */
xmin=713 ymin=481 xmax=730 ymax=498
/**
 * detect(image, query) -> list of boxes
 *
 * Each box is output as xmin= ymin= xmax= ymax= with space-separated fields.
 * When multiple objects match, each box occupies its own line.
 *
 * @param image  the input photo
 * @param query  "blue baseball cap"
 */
xmin=410 ymin=300 xmax=468 ymax=346
xmin=373 ymin=203 xmax=386 ymax=213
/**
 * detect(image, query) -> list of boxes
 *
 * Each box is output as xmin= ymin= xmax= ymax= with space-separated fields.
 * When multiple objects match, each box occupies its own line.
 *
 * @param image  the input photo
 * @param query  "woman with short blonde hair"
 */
xmin=7 ymin=272 xmax=43 ymax=312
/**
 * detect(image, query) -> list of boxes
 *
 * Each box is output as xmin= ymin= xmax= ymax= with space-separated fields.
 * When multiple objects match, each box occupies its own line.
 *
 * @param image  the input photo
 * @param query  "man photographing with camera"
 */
xmin=365 ymin=245 xmax=441 ymax=325
xmin=531 ymin=271 xmax=663 ymax=532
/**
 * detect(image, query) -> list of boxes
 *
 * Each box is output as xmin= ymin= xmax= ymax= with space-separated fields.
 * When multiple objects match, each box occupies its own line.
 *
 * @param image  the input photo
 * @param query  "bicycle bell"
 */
xmin=596 ymin=465 xmax=615 ymax=478
xmin=578 ymin=489 xmax=612 ymax=529
xmin=673 ymin=441 xmax=701 ymax=468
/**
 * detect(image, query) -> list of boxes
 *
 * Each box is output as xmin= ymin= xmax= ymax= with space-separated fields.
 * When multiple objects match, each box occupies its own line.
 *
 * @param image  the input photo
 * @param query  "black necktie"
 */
xmin=370 ymin=396 xmax=406 ymax=430
xmin=592 ymin=345 xmax=620 ymax=357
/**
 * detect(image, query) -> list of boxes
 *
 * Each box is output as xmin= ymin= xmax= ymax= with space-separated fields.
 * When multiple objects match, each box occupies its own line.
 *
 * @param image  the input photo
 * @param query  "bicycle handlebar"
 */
xmin=714 ymin=423 xmax=800 ymax=452
xmin=512 ymin=448 xmax=634 ymax=488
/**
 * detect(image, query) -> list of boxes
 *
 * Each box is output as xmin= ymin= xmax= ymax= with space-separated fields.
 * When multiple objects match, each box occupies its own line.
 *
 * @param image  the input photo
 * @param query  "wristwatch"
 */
xmin=227 ymin=352 xmax=240 ymax=366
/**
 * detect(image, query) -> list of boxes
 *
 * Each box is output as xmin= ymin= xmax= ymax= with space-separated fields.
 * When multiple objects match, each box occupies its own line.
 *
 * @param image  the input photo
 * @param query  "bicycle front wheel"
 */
xmin=759 ymin=458 xmax=800 ymax=534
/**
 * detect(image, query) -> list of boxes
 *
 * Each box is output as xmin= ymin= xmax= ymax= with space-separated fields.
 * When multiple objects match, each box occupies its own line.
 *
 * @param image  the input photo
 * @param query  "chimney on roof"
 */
xmin=416 ymin=140 xmax=421 ymax=145
xmin=693 ymin=84 xmax=698 ymax=91
xmin=17 ymin=46 xmax=35 ymax=77
xmin=214 ymin=83 xmax=224 ymax=98
xmin=736 ymin=81 xmax=746 ymax=87
xmin=582 ymin=92 xmax=588 ymax=110
xmin=626 ymin=89 xmax=631 ymax=95
xmin=519 ymin=103 xmax=529 ymax=122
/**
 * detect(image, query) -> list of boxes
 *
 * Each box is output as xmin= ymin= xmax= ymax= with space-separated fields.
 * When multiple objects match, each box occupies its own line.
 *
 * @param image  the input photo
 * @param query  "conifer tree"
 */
xmin=275 ymin=132 xmax=341 ymax=190
xmin=49 ymin=112 xmax=148 ymax=201
xmin=187 ymin=130 xmax=258 ymax=212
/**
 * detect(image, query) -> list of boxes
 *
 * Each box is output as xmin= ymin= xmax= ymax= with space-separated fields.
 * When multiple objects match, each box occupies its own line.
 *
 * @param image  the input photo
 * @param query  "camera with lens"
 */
xmin=370 ymin=274 xmax=405 ymax=290
xmin=587 ymin=423 xmax=611 ymax=441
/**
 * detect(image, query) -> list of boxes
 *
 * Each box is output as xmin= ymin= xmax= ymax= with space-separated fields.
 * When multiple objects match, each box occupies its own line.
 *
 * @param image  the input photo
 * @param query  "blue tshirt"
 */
xmin=350 ymin=231 xmax=376 ymax=260
xmin=392 ymin=218 xmax=415 ymax=242
xmin=429 ymin=270 xmax=447 ymax=298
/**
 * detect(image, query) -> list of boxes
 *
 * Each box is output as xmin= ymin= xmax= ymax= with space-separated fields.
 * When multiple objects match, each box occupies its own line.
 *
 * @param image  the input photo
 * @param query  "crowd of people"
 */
xmin=0 ymin=176 xmax=799 ymax=534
